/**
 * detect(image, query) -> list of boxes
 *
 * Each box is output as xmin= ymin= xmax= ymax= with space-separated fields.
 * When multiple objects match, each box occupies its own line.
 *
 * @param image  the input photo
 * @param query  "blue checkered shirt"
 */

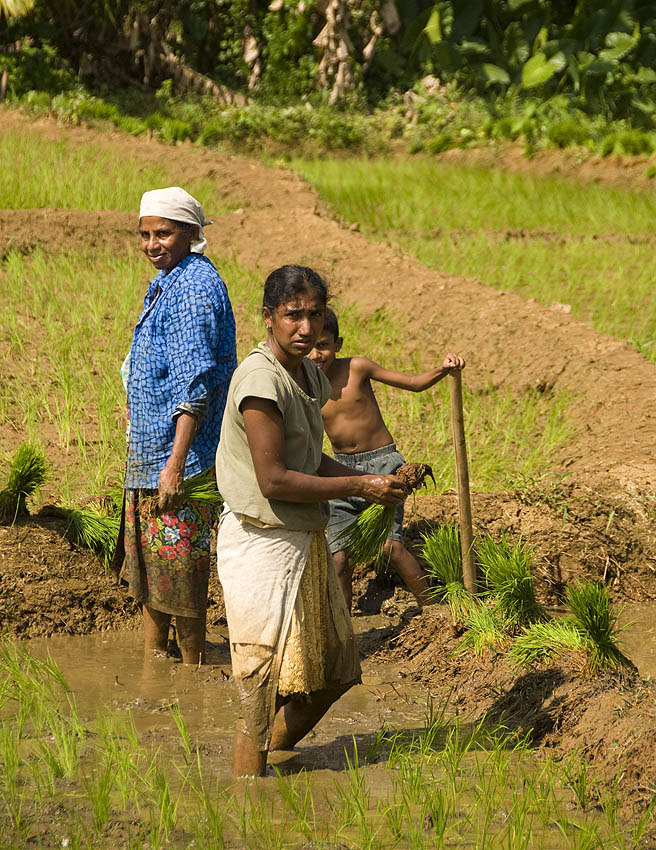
xmin=124 ymin=253 xmax=237 ymax=489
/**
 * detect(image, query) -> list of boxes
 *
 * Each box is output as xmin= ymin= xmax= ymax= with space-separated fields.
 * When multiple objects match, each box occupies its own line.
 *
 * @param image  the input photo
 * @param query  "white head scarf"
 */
xmin=139 ymin=186 xmax=211 ymax=254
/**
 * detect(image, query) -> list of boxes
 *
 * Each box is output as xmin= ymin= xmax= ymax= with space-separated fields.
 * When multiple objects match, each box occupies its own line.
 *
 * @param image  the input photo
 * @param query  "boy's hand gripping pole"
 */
xmin=449 ymin=371 xmax=478 ymax=594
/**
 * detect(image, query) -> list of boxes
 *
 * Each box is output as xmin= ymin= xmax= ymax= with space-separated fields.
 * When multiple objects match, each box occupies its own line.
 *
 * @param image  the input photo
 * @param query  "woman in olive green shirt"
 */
xmin=216 ymin=264 xmax=405 ymax=777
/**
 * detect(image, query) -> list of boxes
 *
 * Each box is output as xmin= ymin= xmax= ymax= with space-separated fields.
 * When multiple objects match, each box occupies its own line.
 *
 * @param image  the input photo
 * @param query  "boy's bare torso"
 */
xmin=322 ymin=357 xmax=394 ymax=455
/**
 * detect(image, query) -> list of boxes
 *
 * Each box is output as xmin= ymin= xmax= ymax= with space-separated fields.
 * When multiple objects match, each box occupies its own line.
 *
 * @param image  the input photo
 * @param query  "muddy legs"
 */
xmin=232 ymin=685 xmax=350 ymax=778
xmin=332 ymin=551 xmax=354 ymax=612
xmin=232 ymin=729 xmax=267 ymax=778
xmin=142 ymin=604 xmax=206 ymax=665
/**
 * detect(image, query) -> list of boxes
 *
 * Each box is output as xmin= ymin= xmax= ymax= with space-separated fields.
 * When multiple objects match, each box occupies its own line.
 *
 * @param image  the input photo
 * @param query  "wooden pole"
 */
xmin=449 ymin=371 xmax=477 ymax=594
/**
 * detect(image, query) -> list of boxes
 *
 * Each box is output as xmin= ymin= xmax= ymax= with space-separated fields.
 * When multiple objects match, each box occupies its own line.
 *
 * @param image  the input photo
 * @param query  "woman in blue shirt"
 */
xmin=118 ymin=187 xmax=237 ymax=664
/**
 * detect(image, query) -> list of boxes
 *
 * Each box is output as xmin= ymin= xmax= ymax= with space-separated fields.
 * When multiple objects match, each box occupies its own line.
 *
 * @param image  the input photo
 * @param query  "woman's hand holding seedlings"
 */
xmin=357 ymin=474 xmax=407 ymax=506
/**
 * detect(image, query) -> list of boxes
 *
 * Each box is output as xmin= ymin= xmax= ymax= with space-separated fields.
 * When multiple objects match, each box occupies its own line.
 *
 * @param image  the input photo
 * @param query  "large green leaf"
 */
xmin=482 ymin=63 xmax=510 ymax=84
xmin=599 ymin=31 xmax=636 ymax=63
xmin=521 ymin=51 xmax=566 ymax=88
xmin=424 ymin=6 xmax=443 ymax=44
xmin=452 ymin=0 xmax=483 ymax=40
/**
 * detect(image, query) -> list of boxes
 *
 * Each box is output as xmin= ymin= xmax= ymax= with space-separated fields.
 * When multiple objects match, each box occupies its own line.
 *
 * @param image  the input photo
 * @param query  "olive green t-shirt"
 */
xmin=215 ymin=342 xmax=332 ymax=530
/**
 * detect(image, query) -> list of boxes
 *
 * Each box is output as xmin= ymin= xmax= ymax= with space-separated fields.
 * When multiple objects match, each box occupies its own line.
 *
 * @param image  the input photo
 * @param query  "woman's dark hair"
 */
xmin=323 ymin=307 xmax=340 ymax=339
xmin=263 ymin=265 xmax=328 ymax=311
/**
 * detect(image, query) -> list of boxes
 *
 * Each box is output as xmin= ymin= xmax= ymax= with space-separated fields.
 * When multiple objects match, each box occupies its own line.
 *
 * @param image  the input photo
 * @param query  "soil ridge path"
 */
xmin=2 ymin=112 xmax=656 ymax=498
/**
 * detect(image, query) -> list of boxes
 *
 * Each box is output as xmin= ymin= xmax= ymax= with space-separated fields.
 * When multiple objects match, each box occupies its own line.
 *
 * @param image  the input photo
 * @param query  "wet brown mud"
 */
xmin=381 ymin=600 xmax=656 ymax=821
xmin=25 ymin=617 xmax=434 ymax=781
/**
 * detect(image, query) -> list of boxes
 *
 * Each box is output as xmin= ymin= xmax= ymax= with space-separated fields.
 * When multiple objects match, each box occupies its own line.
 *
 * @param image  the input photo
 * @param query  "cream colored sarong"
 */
xmin=216 ymin=509 xmax=361 ymax=749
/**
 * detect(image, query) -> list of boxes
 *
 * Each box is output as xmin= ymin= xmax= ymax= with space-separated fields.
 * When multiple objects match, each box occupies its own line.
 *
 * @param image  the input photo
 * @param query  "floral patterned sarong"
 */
xmin=119 ymin=490 xmax=216 ymax=618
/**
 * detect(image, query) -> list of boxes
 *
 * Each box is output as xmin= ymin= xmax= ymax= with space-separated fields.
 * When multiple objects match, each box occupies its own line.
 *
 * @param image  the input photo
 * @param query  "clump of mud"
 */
xmin=0 ymin=517 xmax=227 ymax=638
xmin=396 ymin=462 xmax=435 ymax=492
xmin=0 ymin=518 xmax=139 ymax=637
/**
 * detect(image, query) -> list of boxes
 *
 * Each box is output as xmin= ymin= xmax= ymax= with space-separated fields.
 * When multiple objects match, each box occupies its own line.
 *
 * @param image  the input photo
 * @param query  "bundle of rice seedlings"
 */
xmin=509 ymin=618 xmax=588 ymax=671
xmin=476 ymin=533 xmax=547 ymax=629
xmin=509 ymin=583 xmax=633 ymax=675
xmin=337 ymin=463 xmax=435 ymax=565
xmin=0 ymin=443 xmax=47 ymax=524
xmin=456 ymin=601 xmax=511 ymax=656
xmin=420 ymin=524 xmax=475 ymax=623
xmin=47 ymin=505 xmax=121 ymax=569
xmin=139 ymin=469 xmax=224 ymax=517
xmin=182 ymin=469 xmax=224 ymax=507
xmin=566 ymin=582 xmax=632 ymax=674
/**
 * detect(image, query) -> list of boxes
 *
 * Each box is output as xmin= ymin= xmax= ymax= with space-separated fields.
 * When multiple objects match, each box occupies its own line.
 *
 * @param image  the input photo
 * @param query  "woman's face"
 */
xmin=264 ymin=287 xmax=325 ymax=363
xmin=139 ymin=216 xmax=196 ymax=273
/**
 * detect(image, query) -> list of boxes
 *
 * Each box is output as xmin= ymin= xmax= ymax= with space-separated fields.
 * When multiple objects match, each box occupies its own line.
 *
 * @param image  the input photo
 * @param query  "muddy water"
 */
xmin=21 ymin=609 xmax=645 ymax=847
xmin=26 ymin=615 xmax=433 ymax=780
xmin=618 ymin=602 xmax=656 ymax=678
xmin=24 ymin=602 xmax=656 ymax=778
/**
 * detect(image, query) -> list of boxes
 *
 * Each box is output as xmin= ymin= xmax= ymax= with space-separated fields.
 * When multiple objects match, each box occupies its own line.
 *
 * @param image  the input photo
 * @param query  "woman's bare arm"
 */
xmin=241 ymin=397 xmax=405 ymax=505
xmin=158 ymin=412 xmax=197 ymax=512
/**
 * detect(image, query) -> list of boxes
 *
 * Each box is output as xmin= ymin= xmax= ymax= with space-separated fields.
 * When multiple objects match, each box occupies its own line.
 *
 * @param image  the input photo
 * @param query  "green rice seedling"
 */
xmin=51 ymin=505 xmax=121 ymax=569
xmin=511 ymin=584 xmax=631 ymax=675
xmin=457 ymin=601 xmax=511 ymax=656
xmin=627 ymin=795 xmax=656 ymax=849
xmin=383 ymin=802 xmax=404 ymax=841
xmin=0 ymin=722 xmax=25 ymax=830
xmin=476 ymin=534 xmax=547 ymax=628
xmin=420 ymin=696 xmax=450 ymax=753
xmin=169 ymin=703 xmax=193 ymax=764
xmin=187 ymin=751 xmax=233 ymax=850
xmin=397 ymin=758 xmax=427 ymax=805
xmin=0 ymin=442 xmax=47 ymax=523
xmin=423 ymin=785 xmax=452 ymax=846
xmin=337 ymin=463 xmax=434 ymax=566
xmin=509 ymin=617 xmax=589 ymax=671
xmin=83 ymin=761 xmax=115 ymax=831
xmin=147 ymin=764 xmax=180 ymax=842
xmin=38 ymin=695 xmax=85 ymax=779
xmin=274 ymin=769 xmax=315 ymax=842
xmin=420 ymin=525 xmax=476 ymax=624
xmin=563 ymin=756 xmax=596 ymax=811
xmin=566 ymin=583 xmax=631 ymax=674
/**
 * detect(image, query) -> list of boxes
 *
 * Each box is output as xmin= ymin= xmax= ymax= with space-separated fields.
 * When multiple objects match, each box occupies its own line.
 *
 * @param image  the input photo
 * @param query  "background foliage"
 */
xmin=2 ymin=0 xmax=656 ymax=153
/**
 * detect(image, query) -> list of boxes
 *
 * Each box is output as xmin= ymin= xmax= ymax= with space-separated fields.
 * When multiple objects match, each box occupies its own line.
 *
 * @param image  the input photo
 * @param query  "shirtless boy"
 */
xmin=309 ymin=308 xmax=465 ymax=611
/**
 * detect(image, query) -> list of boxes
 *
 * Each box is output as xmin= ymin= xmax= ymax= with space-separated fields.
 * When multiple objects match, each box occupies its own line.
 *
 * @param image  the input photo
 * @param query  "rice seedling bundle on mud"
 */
xmin=338 ymin=463 xmax=434 ymax=567
xmin=420 ymin=524 xmax=475 ymax=624
xmin=510 ymin=582 xmax=634 ymax=676
xmin=0 ymin=443 xmax=47 ymax=524
xmin=476 ymin=534 xmax=547 ymax=628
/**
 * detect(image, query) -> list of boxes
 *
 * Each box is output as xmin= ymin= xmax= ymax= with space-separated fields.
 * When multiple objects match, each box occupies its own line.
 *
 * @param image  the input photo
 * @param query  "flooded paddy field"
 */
xmin=0 ymin=610 xmax=652 ymax=850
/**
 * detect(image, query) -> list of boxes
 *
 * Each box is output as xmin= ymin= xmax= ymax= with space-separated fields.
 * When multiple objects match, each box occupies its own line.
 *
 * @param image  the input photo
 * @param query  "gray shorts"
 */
xmin=326 ymin=443 xmax=405 ymax=555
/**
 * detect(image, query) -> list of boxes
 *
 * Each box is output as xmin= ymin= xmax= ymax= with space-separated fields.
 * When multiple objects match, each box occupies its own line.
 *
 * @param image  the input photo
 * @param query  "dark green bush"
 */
xmin=0 ymin=46 xmax=77 ymax=98
xmin=546 ymin=119 xmax=591 ymax=149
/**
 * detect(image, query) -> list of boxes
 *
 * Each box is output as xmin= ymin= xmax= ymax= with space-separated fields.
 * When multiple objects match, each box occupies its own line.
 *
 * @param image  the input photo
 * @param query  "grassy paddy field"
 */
xmin=293 ymin=158 xmax=656 ymax=362
xmin=1 ymin=118 xmax=655 ymax=848
xmin=0 ymin=126 xmax=574 ymax=501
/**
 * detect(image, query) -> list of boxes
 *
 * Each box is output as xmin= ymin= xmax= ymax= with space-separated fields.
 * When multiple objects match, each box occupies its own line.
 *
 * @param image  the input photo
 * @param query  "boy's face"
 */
xmin=308 ymin=331 xmax=342 ymax=372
